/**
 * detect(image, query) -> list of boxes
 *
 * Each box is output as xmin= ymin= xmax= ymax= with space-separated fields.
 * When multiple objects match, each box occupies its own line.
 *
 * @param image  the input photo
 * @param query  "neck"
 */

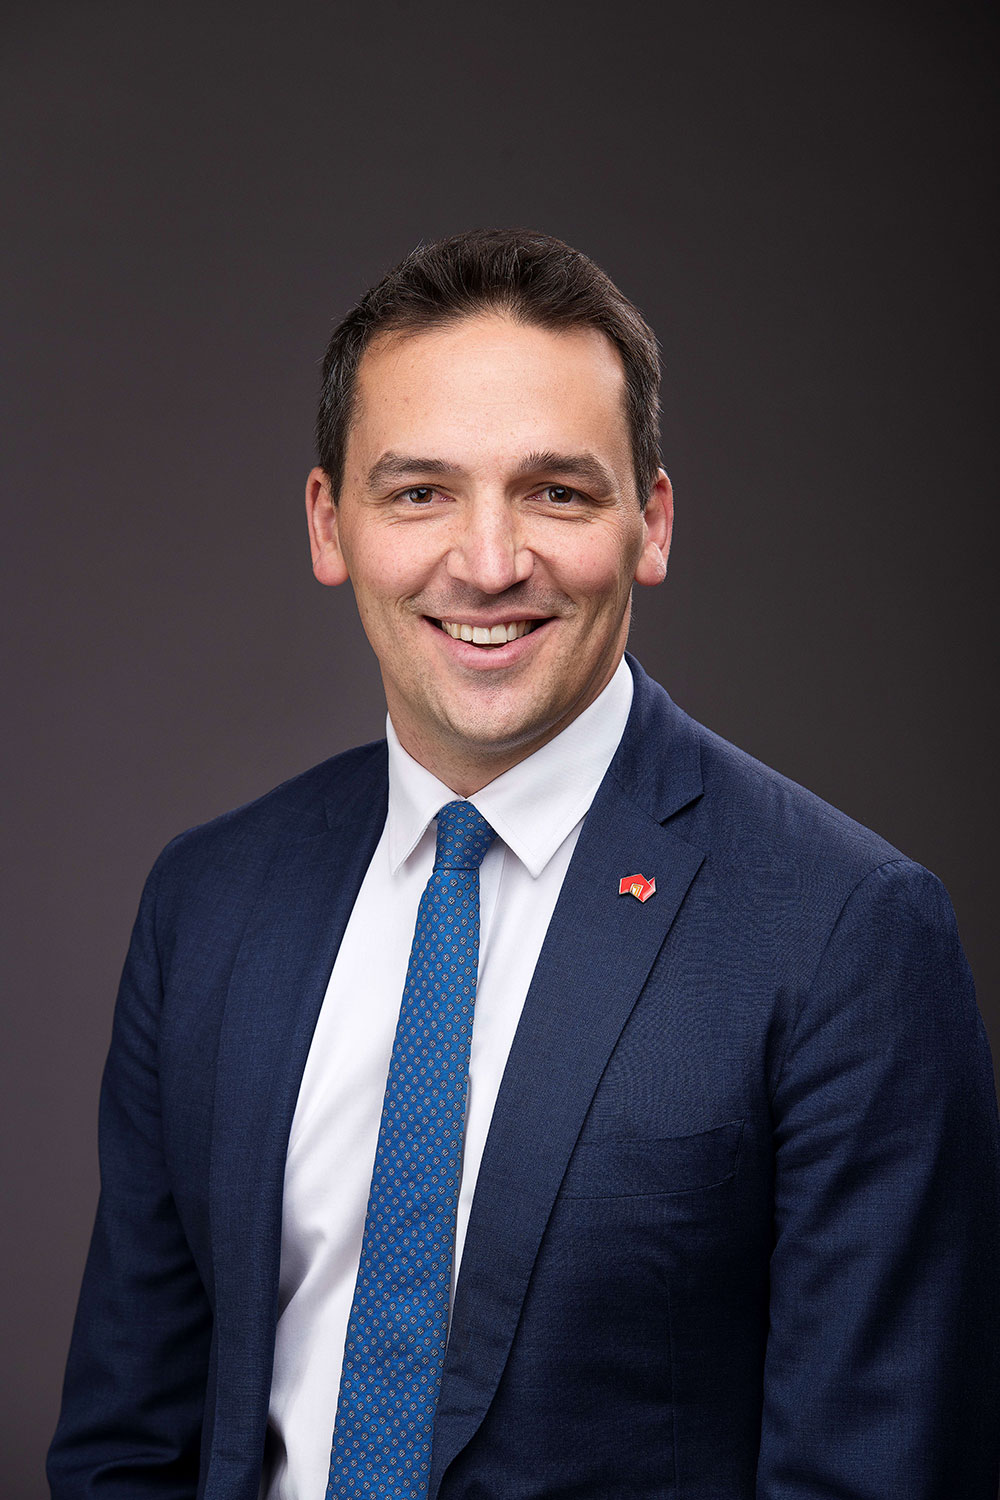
xmin=391 ymin=726 xmax=559 ymax=798
xmin=387 ymin=657 xmax=625 ymax=797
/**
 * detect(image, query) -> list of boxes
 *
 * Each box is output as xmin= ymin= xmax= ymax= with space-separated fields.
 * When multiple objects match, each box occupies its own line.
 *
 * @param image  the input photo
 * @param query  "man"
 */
xmin=49 ymin=229 xmax=1000 ymax=1499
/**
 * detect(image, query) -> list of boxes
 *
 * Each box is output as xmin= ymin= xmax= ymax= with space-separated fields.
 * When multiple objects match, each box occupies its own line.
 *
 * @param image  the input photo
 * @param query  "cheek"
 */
xmin=551 ymin=534 xmax=635 ymax=605
xmin=349 ymin=538 xmax=431 ymax=609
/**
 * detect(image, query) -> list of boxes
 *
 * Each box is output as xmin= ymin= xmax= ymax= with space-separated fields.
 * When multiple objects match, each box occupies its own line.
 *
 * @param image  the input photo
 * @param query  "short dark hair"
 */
xmin=316 ymin=228 xmax=662 ymax=507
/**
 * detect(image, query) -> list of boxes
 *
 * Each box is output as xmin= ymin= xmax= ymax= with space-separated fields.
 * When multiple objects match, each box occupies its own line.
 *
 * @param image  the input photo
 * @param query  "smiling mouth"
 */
xmin=432 ymin=618 xmax=543 ymax=647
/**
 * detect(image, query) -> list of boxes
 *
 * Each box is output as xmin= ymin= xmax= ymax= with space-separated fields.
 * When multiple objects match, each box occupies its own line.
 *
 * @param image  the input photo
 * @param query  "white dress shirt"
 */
xmin=261 ymin=656 xmax=633 ymax=1499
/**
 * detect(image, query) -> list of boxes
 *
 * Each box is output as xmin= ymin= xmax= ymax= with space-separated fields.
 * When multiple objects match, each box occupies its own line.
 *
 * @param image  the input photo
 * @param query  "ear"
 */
xmin=633 ymin=469 xmax=673 ymax=586
xmin=305 ymin=467 xmax=350 ymax=586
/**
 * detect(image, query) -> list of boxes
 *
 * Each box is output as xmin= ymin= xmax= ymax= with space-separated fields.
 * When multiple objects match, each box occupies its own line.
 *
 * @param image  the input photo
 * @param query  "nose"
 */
xmin=446 ymin=497 xmax=534 ymax=594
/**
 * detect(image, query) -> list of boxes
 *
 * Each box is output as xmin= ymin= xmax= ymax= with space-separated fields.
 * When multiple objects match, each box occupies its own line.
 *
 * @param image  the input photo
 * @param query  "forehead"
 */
xmin=347 ymin=314 xmax=632 ymax=479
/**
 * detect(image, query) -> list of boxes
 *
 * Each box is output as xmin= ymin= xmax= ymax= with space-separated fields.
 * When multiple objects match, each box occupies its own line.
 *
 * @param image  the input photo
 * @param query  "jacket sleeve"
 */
xmin=48 ymin=851 xmax=212 ymax=1498
xmin=756 ymin=857 xmax=1000 ymax=1499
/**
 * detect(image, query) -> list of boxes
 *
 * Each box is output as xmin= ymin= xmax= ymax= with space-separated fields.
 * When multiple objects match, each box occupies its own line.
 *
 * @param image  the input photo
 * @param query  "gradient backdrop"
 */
xmin=2 ymin=2 xmax=997 ymax=1493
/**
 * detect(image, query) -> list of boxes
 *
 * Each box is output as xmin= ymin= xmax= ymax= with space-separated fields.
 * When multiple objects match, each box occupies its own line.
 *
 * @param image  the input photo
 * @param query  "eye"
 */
xmin=541 ymin=485 xmax=581 ymax=505
xmin=398 ymin=486 xmax=438 ymax=505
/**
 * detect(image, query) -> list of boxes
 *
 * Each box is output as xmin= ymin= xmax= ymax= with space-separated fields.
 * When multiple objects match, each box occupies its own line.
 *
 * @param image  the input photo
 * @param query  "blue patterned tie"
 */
xmin=326 ymin=800 xmax=497 ymax=1499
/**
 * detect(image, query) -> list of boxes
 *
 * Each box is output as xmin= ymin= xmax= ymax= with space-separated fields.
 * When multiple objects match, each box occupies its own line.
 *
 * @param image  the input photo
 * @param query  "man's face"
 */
xmin=306 ymin=313 xmax=672 ymax=791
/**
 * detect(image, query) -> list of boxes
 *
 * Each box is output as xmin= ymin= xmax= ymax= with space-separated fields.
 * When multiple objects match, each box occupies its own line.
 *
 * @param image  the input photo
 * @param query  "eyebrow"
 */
xmin=512 ymin=450 xmax=617 ymax=494
xmin=365 ymin=448 xmax=618 ymax=495
xmin=365 ymin=452 xmax=459 ymax=491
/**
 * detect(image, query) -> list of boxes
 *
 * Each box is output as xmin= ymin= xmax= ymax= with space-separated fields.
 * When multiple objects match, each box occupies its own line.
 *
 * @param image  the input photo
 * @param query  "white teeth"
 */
xmin=438 ymin=619 xmax=538 ymax=645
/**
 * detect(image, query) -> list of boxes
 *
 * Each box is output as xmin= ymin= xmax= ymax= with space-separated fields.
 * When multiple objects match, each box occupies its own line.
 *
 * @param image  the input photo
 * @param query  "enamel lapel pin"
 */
xmin=619 ymin=873 xmax=656 ymax=903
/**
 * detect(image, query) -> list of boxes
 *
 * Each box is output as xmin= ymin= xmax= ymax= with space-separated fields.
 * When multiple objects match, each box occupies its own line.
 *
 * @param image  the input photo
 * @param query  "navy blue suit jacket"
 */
xmin=49 ymin=657 xmax=1000 ymax=1498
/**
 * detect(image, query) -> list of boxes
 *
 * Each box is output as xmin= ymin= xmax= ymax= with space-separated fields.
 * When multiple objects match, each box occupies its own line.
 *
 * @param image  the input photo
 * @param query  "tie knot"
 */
xmin=433 ymin=800 xmax=496 ymax=871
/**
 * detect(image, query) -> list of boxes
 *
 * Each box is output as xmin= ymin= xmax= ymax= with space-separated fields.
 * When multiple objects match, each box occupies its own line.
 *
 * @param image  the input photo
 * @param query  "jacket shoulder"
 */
xmin=626 ymin=658 xmax=907 ymax=888
xmin=675 ymin=713 xmax=961 ymax=997
xmin=689 ymin=708 xmax=917 ymax=894
xmin=148 ymin=738 xmax=388 ymax=901
xmin=695 ymin=717 xmax=904 ymax=872
xmin=624 ymin=656 xmax=908 ymax=888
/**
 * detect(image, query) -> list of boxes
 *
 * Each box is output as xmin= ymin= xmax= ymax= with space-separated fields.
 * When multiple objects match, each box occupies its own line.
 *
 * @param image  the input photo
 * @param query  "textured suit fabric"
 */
xmin=48 ymin=656 xmax=1000 ymax=1499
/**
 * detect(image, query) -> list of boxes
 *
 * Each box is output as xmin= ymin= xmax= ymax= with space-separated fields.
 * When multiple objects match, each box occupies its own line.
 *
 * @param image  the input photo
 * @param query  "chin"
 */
xmin=436 ymin=695 xmax=563 ymax=760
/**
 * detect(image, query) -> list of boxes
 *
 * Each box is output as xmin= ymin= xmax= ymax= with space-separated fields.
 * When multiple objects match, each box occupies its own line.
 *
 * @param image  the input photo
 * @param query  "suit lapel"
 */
xmin=205 ymin=747 xmax=387 ymax=1488
xmin=430 ymin=662 xmax=706 ymax=1496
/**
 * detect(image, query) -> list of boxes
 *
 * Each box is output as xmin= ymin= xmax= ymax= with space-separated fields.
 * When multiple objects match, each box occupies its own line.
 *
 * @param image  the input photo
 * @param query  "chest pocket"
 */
xmin=559 ymin=1118 xmax=744 ymax=1199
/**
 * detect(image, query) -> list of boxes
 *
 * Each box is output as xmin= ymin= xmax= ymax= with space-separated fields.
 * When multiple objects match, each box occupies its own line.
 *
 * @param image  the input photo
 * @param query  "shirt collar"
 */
xmin=386 ymin=655 xmax=634 ymax=878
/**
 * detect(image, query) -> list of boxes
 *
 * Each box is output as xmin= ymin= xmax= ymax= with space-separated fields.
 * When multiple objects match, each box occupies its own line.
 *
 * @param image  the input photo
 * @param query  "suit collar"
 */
xmin=322 ymin=738 xmax=388 ymax=836
xmin=613 ymin=651 xmax=704 ymax=824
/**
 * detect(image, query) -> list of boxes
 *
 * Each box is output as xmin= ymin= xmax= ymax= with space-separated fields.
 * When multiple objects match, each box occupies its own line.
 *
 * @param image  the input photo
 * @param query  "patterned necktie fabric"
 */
xmin=326 ymin=799 xmax=497 ymax=1500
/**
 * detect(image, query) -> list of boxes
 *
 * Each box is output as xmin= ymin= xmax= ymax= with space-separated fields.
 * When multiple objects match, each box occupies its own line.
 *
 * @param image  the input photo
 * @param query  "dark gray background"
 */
xmin=2 ymin=1 xmax=997 ymax=1492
